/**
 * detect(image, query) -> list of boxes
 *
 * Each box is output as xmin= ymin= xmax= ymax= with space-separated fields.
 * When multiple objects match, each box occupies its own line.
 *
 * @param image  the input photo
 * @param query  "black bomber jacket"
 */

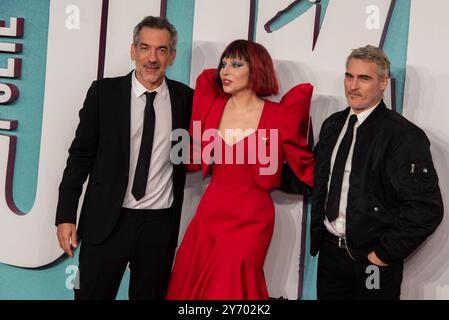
xmin=310 ymin=101 xmax=443 ymax=264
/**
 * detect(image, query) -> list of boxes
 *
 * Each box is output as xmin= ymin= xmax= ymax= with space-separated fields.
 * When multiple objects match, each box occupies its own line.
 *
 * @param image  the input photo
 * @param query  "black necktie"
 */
xmin=132 ymin=91 xmax=157 ymax=201
xmin=325 ymin=114 xmax=358 ymax=222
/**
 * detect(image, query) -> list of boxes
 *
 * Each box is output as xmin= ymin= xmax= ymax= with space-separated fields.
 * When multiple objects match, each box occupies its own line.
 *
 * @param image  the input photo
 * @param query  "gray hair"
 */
xmin=133 ymin=16 xmax=178 ymax=52
xmin=346 ymin=45 xmax=391 ymax=78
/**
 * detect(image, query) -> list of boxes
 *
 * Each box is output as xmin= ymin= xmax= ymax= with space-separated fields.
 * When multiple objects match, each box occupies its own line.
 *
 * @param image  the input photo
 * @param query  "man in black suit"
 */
xmin=55 ymin=16 xmax=193 ymax=300
xmin=311 ymin=45 xmax=443 ymax=299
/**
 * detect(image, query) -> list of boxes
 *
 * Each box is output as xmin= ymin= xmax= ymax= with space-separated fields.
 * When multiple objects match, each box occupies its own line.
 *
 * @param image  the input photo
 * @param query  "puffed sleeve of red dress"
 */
xmin=187 ymin=69 xmax=219 ymax=172
xmin=278 ymin=83 xmax=315 ymax=194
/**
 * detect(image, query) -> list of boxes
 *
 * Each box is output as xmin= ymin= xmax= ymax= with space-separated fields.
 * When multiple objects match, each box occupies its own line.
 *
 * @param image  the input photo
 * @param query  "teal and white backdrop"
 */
xmin=0 ymin=0 xmax=448 ymax=299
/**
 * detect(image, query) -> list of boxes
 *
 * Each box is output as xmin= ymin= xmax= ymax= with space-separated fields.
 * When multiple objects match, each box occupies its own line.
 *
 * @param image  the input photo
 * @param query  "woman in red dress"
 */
xmin=166 ymin=40 xmax=314 ymax=300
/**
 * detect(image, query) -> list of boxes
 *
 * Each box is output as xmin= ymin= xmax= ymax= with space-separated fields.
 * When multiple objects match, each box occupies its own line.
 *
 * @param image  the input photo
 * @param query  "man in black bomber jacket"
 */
xmin=311 ymin=45 xmax=443 ymax=300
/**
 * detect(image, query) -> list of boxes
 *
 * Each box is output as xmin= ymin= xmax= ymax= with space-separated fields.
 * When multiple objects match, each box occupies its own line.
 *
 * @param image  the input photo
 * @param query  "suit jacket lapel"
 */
xmin=357 ymin=100 xmax=388 ymax=130
xmin=166 ymin=78 xmax=184 ymax=148
xmin=326 ymin=107 xmax=350 ymax=148
xmin=117 ymin=72 xmax=133 ymax=168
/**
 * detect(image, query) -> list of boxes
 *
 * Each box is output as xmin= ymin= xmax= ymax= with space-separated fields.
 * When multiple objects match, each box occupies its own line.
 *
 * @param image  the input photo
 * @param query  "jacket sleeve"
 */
xmin=187 ymin=69 xmax=220 ymax=172
xmin=278 ymin=83 xmax=315 ymax=193
xmin=374 ymin=130 xmax=444 ymax=264
xmin=55 ymin=81 xmax=100 ymax=225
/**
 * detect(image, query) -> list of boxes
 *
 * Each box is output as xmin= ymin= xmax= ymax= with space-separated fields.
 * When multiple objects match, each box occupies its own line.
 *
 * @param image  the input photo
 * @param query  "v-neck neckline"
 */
xmin=216 ymin=98 xmax=267 ymax=147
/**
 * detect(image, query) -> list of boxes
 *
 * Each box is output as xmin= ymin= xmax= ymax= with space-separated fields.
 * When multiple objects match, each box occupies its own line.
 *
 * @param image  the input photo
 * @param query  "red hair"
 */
xmin=214 ymin=39 xmax=279 ymax=97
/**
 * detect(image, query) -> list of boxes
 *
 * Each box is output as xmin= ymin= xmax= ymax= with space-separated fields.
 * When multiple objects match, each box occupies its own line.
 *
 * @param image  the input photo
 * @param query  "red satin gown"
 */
xmin=166 ymin=70 xmax=314 ymax=300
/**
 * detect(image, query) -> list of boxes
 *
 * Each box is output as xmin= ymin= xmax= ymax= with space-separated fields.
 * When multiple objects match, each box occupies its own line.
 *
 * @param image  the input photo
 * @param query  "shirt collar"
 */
xmin=132 ymin=70 xmax=168 ymax=99
xmin=349 ymin=100 xmax=381 ymax=125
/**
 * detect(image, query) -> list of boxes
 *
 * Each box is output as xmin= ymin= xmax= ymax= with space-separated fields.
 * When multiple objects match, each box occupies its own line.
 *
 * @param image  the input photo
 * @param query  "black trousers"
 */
xmin=317 ymin=230 xmax=403 ymax=300
xmin=74 ymin=207 xmax=178 ymax=300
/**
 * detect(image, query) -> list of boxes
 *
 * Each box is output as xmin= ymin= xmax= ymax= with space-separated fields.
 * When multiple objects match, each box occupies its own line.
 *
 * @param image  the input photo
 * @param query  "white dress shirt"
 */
xmin=122 ymin=71 xmax=173 ymax=209
xmin=324 ymin=102 xmax=380 ymax=237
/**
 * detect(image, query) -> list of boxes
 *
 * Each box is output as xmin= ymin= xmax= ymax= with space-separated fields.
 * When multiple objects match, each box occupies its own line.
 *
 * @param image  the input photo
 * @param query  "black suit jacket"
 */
xmin=311 ymin=101 xmax=443 ymax=263
xmin=55 ymin=72 xmax=193 ymax=244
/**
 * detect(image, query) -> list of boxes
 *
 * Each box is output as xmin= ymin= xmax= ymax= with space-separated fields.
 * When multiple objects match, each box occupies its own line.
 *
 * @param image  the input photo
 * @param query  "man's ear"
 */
xmin=130 ymin=43 xmax=136 ymax=61
xmin=169 ymin=48 xmax=177 ymax=66
xmin=380 ymin=76 xmax=389 ymax=91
